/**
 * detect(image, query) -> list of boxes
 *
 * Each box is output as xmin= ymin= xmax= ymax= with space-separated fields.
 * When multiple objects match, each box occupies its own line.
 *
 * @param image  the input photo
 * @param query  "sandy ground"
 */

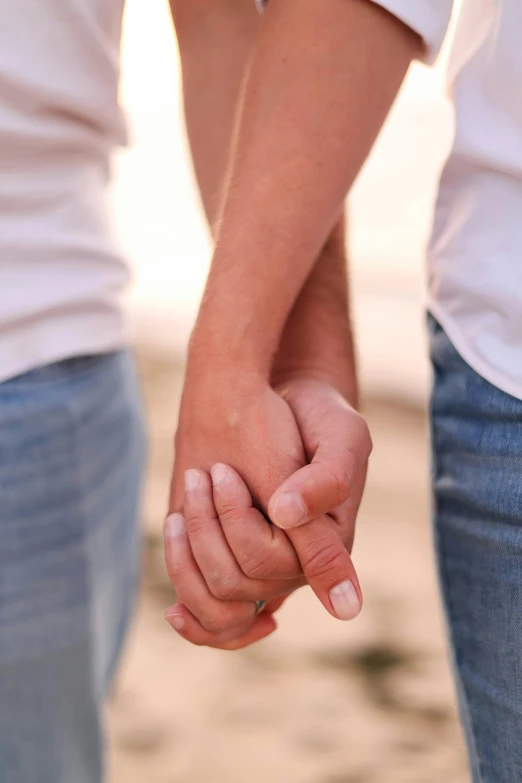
xmin=106 ymin=349 xmax=470 ymax=783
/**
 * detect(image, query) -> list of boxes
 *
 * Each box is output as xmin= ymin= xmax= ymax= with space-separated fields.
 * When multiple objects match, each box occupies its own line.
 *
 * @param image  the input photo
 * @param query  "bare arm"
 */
xmin=190 ymin=0 xmax=421 ymax=378
xmin=169 ymin=0 xmax=259 ymax=230
xmin=171 ymin=0 xmax=356 ymax=402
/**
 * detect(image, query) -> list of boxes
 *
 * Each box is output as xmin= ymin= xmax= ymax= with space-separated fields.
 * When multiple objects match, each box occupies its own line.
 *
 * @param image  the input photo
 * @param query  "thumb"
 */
xmin=268 ymin=452 xmax=355 ymax=530
xmin=270 ymin=379 xmax=372 ymax=529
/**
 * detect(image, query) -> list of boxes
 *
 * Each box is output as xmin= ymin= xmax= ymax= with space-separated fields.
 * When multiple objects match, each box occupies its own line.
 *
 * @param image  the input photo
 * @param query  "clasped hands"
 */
xmin=164 ymin=370 xmax=371 ymax=650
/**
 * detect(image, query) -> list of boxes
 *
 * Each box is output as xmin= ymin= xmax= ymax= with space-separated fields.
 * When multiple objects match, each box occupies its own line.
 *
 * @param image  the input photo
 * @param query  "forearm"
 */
xmin=191 ymin=0 xmax=419 ymax=377
xmin=271 ymin=215 xmax=358 ymax=405
xmin=170 ymin=0 xmax=259 ymax=229
xmin=173 ymin=0 xmax=358 ymax=401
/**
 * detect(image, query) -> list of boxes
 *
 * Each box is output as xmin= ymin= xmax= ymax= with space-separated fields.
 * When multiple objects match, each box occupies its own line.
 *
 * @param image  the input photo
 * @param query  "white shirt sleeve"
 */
xmin=368 ymin=0 xmax=455 ymax=64
xmin=256 ymin=0 xmax=454 ymax=66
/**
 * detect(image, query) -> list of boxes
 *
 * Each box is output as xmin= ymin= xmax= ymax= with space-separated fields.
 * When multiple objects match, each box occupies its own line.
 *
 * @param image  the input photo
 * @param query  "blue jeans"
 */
xmin=0 ymin=352 xmax=145 ymax=783
xmin=430 ymin=315 xmax=522 ymax=782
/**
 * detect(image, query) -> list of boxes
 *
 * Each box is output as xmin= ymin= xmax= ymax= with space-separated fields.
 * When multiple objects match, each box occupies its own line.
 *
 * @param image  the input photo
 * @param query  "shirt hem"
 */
xmin=427 ymin=298 xmax=522 ymax=402
xmin=0 ymin=313 xmax=130 ymax=384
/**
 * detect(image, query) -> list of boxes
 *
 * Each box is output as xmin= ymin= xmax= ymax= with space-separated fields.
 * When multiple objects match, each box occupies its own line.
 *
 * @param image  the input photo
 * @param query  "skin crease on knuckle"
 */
xmin=237 ymin=550 xmax=279 ymax=581
xmin=206 ymin=573 xmax=287 ymax=603
xmin=213 ymin=499 xmax=242 ymax=524
xmin=336 ymin=427 xmax=372 ymax=496
xmin=207 ymin=571 xmax=242 ymax=602
xmin=319 ymin=460 xmax=352 ymax=508
xmin=184 ymin=513 xmax=211 ymax=540
xmin=300 ymin=539 xmax=347 ymax=581
xmin=333 ymin=413 xmax=372 ymax=462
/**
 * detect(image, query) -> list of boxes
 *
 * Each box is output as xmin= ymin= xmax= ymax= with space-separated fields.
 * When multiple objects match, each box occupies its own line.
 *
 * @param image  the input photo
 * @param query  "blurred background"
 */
xmin=106 ymin=1 xmax=469 ymax=781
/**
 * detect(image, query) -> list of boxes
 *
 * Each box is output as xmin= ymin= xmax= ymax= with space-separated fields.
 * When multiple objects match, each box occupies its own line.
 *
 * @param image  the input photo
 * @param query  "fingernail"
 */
xmin=165 ymin=608 xmax=185 ymax=631
xmin=210 ymin=463 xmax=230 ymax=486
xmin=271 ymin=492 xmax=307 ymax=529
xmin=184 ymin=469 xmax=201 ymax=492
xmin=329 ymin=580 xmax=361 ymax=621
xmin=165 ymin=513 xmax=186 ymax=537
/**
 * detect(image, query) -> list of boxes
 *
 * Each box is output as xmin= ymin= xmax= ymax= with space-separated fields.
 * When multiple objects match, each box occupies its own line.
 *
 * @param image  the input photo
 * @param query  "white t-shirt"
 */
xmin=0 ymin=0 xmax=128 ymax=383
xmin=2 ymin=1 xmax=522 ymax=400
xmin=373 ymin=0 xmax=522 ymax=399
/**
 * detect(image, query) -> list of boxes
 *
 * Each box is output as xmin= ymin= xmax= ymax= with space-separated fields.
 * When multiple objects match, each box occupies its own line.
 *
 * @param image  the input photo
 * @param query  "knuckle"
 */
xmin=337 ymin=467 xmax=352 ymax=499
xmin=201 ymin=608 xmax=242 ymax=634
xmin=314 ymin=460 xmax=351 ymax=509
xmin=216 ymin=502 xmax=243 ymax=528
xmin=301 ymin=540 xmax=346 ymax=580
xmin=324 ymin=463 xmax=352 ymax=506
xmin=208 ymin=571 xmax=241 ymax=601
xmin=329 ymin=429 xmax=372 ymax=495
xmin=333 ymin=501 xmax=355 ymax=531
xmin=239 ymin=551 xmax=275 ymax=580
xmin=184 ymin=510 xmax=210 ymax=538
xmin=210 ymin=583 xmax=235 ymax=602
xmin=353 ymin=417 xmax=373 ymax=459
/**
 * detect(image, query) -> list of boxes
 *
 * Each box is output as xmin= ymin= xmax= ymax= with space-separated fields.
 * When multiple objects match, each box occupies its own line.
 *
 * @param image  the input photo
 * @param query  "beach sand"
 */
xmin=106 ymin=347 xmax=469 ymax=783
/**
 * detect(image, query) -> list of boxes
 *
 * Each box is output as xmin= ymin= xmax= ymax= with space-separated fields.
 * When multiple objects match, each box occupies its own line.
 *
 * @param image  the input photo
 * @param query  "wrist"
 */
xmin=270 ymin=213 xmax=359 ymax=404
xmin=271 ymin=362 xmax=358 ymax=409
xmin=272 ymin=306 xmax=358 ymax=406
xmin=188 ymin=305 xmax=276 ymax=382
xmin=185 ymin=326 xmax=269 ymax=395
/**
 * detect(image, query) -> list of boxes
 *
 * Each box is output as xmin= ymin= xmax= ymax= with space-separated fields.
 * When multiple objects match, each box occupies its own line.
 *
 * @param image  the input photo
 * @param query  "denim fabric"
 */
xmin=0 ymin=352 xmax=145 ymax=783
xmin=430 ymin=315 xmax=522 ymax=782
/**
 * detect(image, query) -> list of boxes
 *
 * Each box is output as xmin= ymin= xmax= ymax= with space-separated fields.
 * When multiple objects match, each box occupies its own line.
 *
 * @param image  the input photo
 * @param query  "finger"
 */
xmin=287 ymin=518 xmax=362 ymax=621
xmin=164 ymin=512 xmax=257 ymax=633
xmin=184 ymin=468 xmax=302 ymax=600
xmin=165 ymin=603 xmax=277 ymax=650
xmin=211 ymin=463 xmax=302 ymax=580
xmin=184 ymin=468 xmax=246 ymax=599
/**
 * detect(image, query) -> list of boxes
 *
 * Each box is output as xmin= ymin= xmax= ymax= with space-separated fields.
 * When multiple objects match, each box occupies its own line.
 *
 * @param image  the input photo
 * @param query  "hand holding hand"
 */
xmin=164 ymin=465 xmax=296 ymax=650
xmin=165 ymin=373 xmax=371 ymax=647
